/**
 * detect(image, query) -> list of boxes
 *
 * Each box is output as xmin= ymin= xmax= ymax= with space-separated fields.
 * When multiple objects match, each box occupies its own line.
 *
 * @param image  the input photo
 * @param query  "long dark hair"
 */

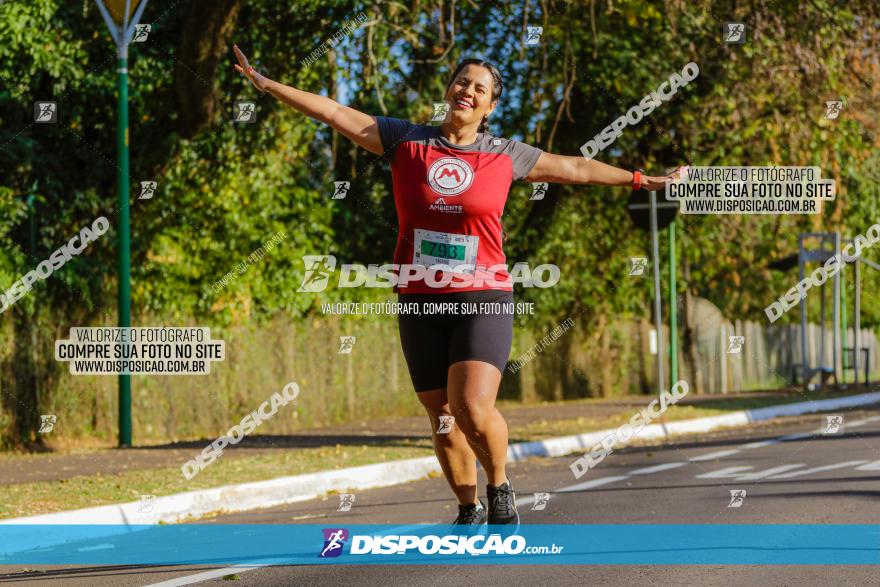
xmin=445 ymin=58 xmax=504 ymax=133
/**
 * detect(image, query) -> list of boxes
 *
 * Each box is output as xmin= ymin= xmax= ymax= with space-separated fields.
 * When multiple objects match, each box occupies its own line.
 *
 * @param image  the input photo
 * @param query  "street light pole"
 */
xmin=94 ymin=0 xmax=149 ymax=447
xmin=116 ymin=37 xmax=132 ymax=448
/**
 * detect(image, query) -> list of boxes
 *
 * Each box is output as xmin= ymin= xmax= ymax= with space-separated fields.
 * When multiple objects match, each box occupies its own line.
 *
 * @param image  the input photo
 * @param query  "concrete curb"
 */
xmin=2 ymin=390 xmax=879 ymax=551
xmin=0 ymin=455 xmax=442 ymax=554
xmin=509 ymin=391 xmax=880 ymax=461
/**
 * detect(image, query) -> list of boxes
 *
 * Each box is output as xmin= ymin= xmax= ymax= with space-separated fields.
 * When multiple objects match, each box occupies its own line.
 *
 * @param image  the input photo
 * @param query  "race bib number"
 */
xmin=413 ymin=229 xmax=479 ymax=274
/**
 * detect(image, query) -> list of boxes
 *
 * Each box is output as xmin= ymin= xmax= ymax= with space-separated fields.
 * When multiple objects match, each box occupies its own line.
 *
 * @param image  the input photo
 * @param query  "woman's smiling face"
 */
xmin=444 ymin=64 xmax=497 ymax=127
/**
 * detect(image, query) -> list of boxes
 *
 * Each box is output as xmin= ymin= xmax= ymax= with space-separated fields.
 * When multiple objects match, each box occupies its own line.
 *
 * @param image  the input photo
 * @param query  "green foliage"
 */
xmin=0 ymin=0 xmax=877 ymax=442
xmin=0 ymin=0 xmax=873 ymax=325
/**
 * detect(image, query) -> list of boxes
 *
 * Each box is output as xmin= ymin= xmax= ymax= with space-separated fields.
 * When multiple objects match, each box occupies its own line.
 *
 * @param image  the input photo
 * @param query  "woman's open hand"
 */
xmin=640 ymin=166 xmax=687 ymax=191
xmin=233 ymin=44 xmax=270 ymax=93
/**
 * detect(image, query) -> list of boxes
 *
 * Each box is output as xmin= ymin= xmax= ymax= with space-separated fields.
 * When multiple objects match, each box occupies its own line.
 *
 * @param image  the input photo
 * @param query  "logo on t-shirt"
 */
xmin=427 ymin=157 xmax=474 ymax=196
xmin=429 ymin=197 xmax=463 ymax=214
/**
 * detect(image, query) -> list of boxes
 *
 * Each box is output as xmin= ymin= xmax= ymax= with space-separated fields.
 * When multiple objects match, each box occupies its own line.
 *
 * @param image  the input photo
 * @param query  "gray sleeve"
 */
xmin=505 ymin=139 xmax=543 ymax=181
xmin=375 ymin=116 xmax=417 ymax=162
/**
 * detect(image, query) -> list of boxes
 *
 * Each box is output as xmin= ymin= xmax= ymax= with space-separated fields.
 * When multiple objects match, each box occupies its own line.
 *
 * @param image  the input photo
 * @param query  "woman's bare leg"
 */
xmin=446 ymin=360 xmax=508 ymax=487
xmin=417 ymin=388 xmax=480 ymax=506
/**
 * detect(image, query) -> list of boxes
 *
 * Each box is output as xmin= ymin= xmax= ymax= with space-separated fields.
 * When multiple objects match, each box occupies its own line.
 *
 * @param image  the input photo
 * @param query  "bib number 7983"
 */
xmin=413 ymin=229 xmax=479 ymax=274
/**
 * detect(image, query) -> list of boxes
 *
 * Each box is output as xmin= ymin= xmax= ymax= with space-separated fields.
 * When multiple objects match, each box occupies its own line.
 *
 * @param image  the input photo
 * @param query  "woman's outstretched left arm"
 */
xmin=525 ymin=152 xmax=680 ymax=191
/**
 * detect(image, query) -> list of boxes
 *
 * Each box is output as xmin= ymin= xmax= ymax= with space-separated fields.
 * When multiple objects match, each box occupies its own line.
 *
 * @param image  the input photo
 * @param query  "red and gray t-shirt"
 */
xmin=376 ymin=116 xmax=543 ymax=294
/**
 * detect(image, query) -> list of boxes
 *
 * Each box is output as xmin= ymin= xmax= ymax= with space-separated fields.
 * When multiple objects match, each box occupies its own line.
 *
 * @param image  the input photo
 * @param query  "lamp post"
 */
xmin=93 ymin=0 xmax=149 ymax=447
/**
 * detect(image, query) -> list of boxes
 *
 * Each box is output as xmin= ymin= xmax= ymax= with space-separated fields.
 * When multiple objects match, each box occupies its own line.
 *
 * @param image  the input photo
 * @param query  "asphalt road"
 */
xmin=4 ymin=406 xmax=880 ymax=586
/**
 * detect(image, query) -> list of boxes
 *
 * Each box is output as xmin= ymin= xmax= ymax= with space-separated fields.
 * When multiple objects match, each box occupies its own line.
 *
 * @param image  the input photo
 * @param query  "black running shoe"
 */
xmin=452 ymin=499 xmax=487 ymax=527
xmin=487 ymin=480 xmax=520 ymax=528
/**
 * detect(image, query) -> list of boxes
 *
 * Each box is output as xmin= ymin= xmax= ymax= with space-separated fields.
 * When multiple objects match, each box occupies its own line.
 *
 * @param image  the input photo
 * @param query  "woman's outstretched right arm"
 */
xmin=233 ymin=45 xmax=383 ymax=155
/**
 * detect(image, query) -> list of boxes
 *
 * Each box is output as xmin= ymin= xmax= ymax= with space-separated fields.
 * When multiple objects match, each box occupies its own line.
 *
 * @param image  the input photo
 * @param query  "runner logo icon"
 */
xmin=132 ymin=24 xmax=151 ymax=42
xmin=139 ymin=181 xmax=157 ymax=200
xmin=298 ymin=255 xmax=337 ymax=292
xmin=234 ymin=101 xmax=256 ymax=123
xmin=34 ymin=102 xmax=57 ymax=123
xmin=38 ymin=415 xmax=57 ymax=433
xmin=337 ymin=494 xmax=356 ymax=511
xmin=727 ymin=489 xmax=747 ymax=508
xmin=332 ymin=181 xmax=350 ymax=200
xmin=724 ymin=22 xmax=746 ymax=44
xmin=531 ymin=493 xmax=550 ymax=510
xmin=824 ymin=101 xmax=843 ymax=120
xmin=727 ymin=335 xmax=745 ymax=354
xmin=823 ymin=414 xmax=844 ymax=435
xmin=431 ymin=102 xmax=450 ymax=123
xmin=530 ymin=182 xmax=548 ymax=201
xmin=320 ymin=528 xmax=349 ymax=557
xmin=338 ymin=336 xmax=356 ymax=354
xmin=427 ymin=157 xmax=474 ymax=196
xmin=525 ymin=26 xmax=543 ymax=46
xmin=436 ymin=415 xmax=455 ymax=434
xmin=629 ymin=257 xmax=648 ymax=276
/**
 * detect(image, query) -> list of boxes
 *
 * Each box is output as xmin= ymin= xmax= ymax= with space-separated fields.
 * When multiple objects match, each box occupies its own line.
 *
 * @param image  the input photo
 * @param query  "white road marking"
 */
xmin=732 ymin=464 xmax=806 ymax=481
xmin=696 ymin=466 xmax=753 ymax=479
xmin=739 ymin=431 xmax=813 ymax=450
xmin=289 ymin=513 xmax=328 ymax=521
xmin=516 ymin=494 xmax=536 ymax=508
xmin=76 ymin=543 xmax=114 ymax=552
xmin=689 ymin=449 xmax=741 ymax=461
xmin=767 ymin=460 xmax=870 ymax=479
xmin=629 ymin=462 xmax=687 ymax=475
xmin=152 ymin=410 xmax=880 ymax=585
xmin=559 ymin=476 xmax=630 ymax=491
xmin=740 ymin=439 xmax=780 ymax=449
xmin=144 ymin=560 xmax=291 ymax=587
xmin=144 ymin=521 xmax=430 ymax=586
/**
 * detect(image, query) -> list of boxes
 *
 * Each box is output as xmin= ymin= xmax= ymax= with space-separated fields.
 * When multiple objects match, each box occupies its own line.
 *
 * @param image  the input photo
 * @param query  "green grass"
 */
xmin=0 ymin=441 xmax=434 ymax=519
xmin=0 ymin=388 xmax=862 ymax=519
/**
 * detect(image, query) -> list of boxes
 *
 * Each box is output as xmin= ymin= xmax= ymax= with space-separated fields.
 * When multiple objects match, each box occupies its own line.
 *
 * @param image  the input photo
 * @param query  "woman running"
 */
xmin=233 ymin=46 xmax=676 ymax=528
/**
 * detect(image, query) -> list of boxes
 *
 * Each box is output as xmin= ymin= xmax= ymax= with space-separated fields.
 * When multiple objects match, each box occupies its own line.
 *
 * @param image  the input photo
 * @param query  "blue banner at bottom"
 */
xmin=0 ymin=524 xmax=878 ymax=565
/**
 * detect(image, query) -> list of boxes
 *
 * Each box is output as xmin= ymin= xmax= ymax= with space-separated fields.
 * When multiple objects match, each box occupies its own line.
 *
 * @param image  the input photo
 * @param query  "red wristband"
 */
xmin=632 ymin=170 xmax=644 ymax=190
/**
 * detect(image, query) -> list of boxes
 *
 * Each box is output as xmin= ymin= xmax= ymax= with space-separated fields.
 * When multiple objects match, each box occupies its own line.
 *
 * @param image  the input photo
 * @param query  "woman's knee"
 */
xmin=417 ymin=389 xmax=450 ymax=415
xmin=449 ymin=402 xmax=492 ymax=436
xmin=416 ymin=390 xmax=457 ymax=434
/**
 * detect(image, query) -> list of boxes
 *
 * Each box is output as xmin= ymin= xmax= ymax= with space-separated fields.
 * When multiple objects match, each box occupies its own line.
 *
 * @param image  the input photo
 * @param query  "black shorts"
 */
xmin=397 ymin=290 xmax=514 ymax=392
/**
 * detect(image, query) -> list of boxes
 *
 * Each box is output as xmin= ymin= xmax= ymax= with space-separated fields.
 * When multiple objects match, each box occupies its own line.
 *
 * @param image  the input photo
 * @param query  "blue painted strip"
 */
xmin=1 ymin=524 xmax=879 ymax=565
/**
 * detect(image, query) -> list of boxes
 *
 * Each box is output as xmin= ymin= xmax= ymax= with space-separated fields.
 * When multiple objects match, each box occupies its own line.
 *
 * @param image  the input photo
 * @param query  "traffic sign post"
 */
xmin=628 ymin=189 xmax=679 ymax=398
xmin=94 ymin=0 xmax=150 ymax=447
xmin=668 ymin=220 xmax=678 ymax=384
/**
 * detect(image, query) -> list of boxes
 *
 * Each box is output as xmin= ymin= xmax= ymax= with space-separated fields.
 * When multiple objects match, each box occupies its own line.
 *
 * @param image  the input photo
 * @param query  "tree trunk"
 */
xmin=682 ymin=253 xmax=703 ymax=394
xmin=175 ymin=0 xmax=245 ymax=138
xmin=6 ymin=309 xmax=39 ymax=446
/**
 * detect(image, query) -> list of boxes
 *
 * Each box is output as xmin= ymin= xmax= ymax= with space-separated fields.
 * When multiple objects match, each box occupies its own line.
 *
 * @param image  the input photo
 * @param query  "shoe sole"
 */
xmin=489 ymin=511 xmax=519 ymax=532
